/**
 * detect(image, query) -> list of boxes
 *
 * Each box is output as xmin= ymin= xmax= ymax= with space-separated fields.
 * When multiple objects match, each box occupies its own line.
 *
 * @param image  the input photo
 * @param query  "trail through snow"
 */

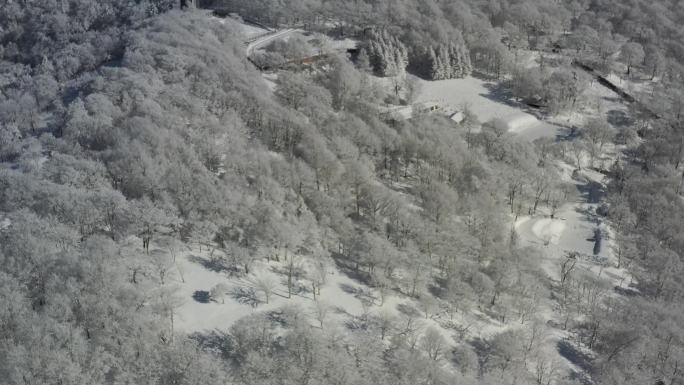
xmin=245 ymin=28 xmax=299 ymax=57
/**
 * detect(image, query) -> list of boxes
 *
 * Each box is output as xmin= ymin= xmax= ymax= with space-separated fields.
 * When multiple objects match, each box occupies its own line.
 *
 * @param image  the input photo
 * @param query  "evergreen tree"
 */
xmin=427 ymin=46 xmax=439 ymax=80
xmin=363 ymin=28 xmax=408 ymax=77
xmin=457 ymin=42 xmax=473 ymax=77
xmin=449 ymin=44 xmax=459 ymax=78
xmin=437 ymin=44 xmax=450 ymax=80
xmin=424 ymin=42 xmax=472 ymax=80
xmin=356 ymin=48 xmax=372 ymax=73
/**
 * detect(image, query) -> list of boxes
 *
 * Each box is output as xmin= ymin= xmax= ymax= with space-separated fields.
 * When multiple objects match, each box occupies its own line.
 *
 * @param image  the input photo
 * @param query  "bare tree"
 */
xmin=285 ymin=255 xmax=304 ymax=298
xmin=583 ymin=118 xmax=614 ymax=167
xmin=560 ymin=252 xmax=578 ymax=291
xmin=211 ymin=283 xmax=229 ymax=304
xmin=620 ymin=42 xmax=644 ymax=77
xmin=253 ymin=273 xmax=279 ymax=304
xmin=310 ymin=260 xmax=328 ymax=300
xmin=154 ymin=285 xmax=185 ymax=344
xmin=417 ymin=293 xmax=439 ymax=319
xmin=421 ymin=327 xmax=447 ymax=361
xmin=151 ymin=252 xmax=174 ymax=286
xmin=313 ymin=300 xmax=330 ymax=328
xmin=569 ymin=139 xmax=585 ymax=170
xmin=534 ymin=354 xmax=558 ymax=385
xmin=374 ymin=309 xmax=396 ymax=340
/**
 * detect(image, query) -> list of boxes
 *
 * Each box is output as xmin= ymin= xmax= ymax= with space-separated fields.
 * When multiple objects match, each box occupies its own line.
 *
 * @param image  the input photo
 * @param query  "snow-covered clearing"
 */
xmin=173 ymin=252 xmax=362 ymax=332
xmin=326 ymin=37 xmax=358 ymax=51
xmin=515 ymin=164 xmax=629 ymax=287
xmin=414 ymin=76 xmax=561 ymax=141
xmin=170 ymin=243 xmax=501 ymax=344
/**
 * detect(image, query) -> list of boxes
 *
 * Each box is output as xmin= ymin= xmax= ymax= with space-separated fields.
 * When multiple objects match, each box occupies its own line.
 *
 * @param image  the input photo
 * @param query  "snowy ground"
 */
xmin=172 ymin=251 xmax=365 ymax=332
xmin=604 ymin=64 xmax=658 ymax=97
xmin=414 ymin=76 xmax=563 ymax=141
xmin=510 ymin=158 xmax=631 ymax=382
xmin=411 ymin=68 xmax=633 ymax=142
xmin=212 ymin=16 xmax=270 ymax=39
xmin=169 ymin=243 xmax=502 ymax=345
xmin=514 ymin=164 xmax=629 ymax=287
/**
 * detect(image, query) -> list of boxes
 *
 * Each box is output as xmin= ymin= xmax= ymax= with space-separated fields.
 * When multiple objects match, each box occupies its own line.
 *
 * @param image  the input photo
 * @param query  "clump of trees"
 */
xmin=423 ymin=42 xmax=472 ymax=80
xmin=3 ymin=0 xmax=684 ymax=384
xmin=509 ymin=66 xmax=589 ymax=113
xmin=361 ymin=28 xmax=409 ymax=77
xmin=0 ymin=5 xmax=562 ymax=382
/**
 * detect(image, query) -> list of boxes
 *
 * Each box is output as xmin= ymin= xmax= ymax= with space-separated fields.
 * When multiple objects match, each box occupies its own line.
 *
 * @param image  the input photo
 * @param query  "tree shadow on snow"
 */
xmin=613 ymin=285 xmax=640 ymax=297
xmin=189 ymin=330 xmax=233 ymax=358
xmin=188 ymin=255 xmax=240 ymax=276
xmin=477 ymin=81 xmax=559 ymax=124
xmin=330 ymin=252 xmax=374 ymax=286
xmin=339 ymin=283 xmax=376 ymax=304
xmin=478 ymin=81 xmax=520 ymax=109
xmin=428 ymin=280 xmax=447 ymax=299
xmin=575 ymin=180 xmax=605 ymax=204
xmin=606 ymin=109 xmax=633 ymax=127
xmin=192 ymin=290 xmax=211 ymax=303
xmin=543 ymin=121 xmax=578 ymax=141
xmin=345 ymin=314 xmax=371 ymax=331
xmin=573 ymin=206 xmax=601 ymax=228
xmin=468 ymin=337 xmax=493 ymax=377
xmin=396 ymin=303 xmax=422 ymax=318
xmin=601 ymin=95 xmax=623 ymax=104
xmin=266 ymin=308 xmax=307 ymax=328
xmin=557 ymin=339 xmax=594 ymax=384
xmin=229 ymin=286 xmax=259 ymax=307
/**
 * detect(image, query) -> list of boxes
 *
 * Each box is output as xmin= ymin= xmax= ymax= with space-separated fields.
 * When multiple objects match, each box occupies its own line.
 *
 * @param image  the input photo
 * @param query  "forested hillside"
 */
xmin=1 ymin=1 xmax=683 ymax=385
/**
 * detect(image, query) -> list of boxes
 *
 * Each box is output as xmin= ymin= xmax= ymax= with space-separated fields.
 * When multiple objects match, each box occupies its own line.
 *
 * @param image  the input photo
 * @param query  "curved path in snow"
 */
xmin=245 ymin=28 xmax=298 ymax=57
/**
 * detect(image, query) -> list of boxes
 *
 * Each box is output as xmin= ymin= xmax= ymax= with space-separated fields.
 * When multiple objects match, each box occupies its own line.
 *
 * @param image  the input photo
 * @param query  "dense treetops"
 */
xmin=1 ymin=0 xmax=683 ymax=384
xmin=0 ymin=5 xmax=550 ymax=384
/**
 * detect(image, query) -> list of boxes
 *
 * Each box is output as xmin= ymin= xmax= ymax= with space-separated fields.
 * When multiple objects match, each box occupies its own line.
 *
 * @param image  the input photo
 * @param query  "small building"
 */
xmin=415 ymin=101 xmax=442 ymax=113
xmin=449 ymin=111 xmax=465 ymax=123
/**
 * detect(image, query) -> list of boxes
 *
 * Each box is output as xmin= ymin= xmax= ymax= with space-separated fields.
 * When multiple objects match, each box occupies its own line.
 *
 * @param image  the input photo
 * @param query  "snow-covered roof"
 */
xmin=449 ymin=111 xmax=465 ymax=123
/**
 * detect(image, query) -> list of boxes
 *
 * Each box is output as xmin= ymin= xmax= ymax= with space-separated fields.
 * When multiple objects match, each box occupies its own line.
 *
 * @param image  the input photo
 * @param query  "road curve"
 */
xmin=245 ymin=28 xmax=298 ymax=57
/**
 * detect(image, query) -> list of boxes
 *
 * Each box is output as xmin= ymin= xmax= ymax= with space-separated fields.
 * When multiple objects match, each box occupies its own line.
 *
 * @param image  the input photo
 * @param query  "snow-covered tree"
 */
xmin=363 ymin=28 xmax=408 ymax=77
xmin=422 ymin=42 xmax=472 ymax=80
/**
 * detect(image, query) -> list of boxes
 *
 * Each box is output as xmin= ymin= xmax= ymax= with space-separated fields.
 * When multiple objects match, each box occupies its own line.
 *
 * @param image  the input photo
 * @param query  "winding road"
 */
xmin=245 ymin=28 xmax=298 ymax=57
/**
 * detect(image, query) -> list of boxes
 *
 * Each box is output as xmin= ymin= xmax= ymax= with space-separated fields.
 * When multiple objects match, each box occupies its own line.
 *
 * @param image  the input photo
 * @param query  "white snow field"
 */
xmin=170 ymin=244 xmax=502 ymax=343
xmin=172 ymin=252 xmax=368 ymax=333
xmin=414 ymin=76 xmax=561 ymax=140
